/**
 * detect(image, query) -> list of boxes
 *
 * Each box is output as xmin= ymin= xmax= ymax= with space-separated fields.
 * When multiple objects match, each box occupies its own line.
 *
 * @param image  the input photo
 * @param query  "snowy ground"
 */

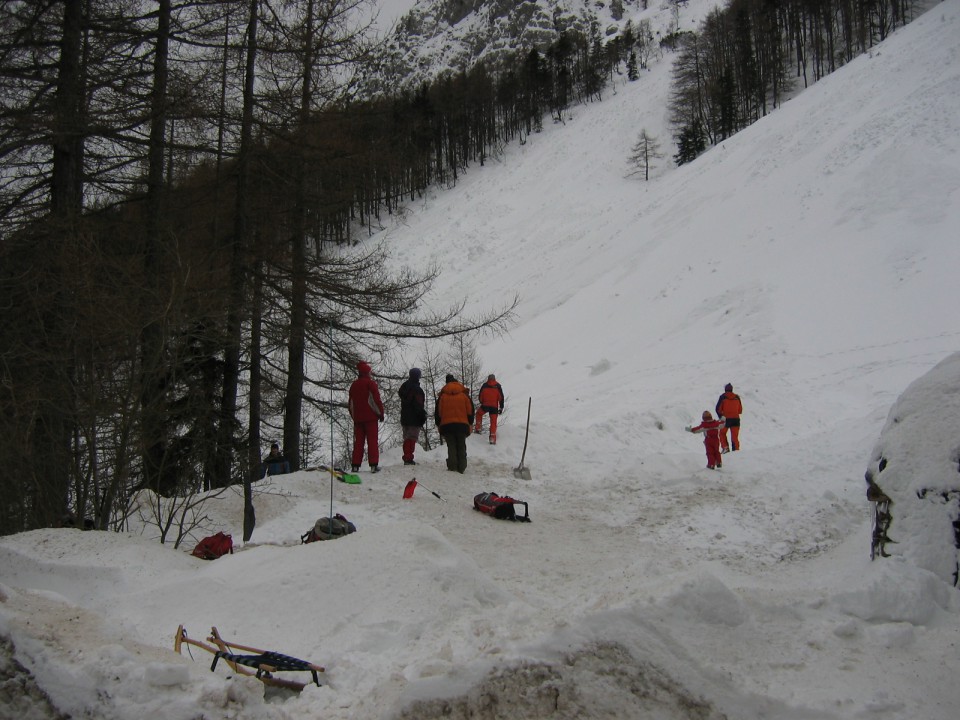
xmin=2 ymin=2 xmax=960 ymax=719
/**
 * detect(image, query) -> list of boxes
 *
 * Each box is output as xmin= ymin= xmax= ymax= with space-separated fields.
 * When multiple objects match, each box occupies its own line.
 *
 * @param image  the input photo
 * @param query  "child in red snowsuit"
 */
xmin=689 ymin=410 xmax=724 ymax=469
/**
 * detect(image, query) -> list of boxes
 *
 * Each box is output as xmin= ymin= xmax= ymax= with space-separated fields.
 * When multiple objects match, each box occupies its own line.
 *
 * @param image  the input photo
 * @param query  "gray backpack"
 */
xmin=301 ymin=514 xmax=356 ymax=543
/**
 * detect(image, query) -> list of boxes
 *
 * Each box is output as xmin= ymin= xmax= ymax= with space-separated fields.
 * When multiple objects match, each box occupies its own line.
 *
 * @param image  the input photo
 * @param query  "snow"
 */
xmin=2 ymin=1 xmax=960 ymax=719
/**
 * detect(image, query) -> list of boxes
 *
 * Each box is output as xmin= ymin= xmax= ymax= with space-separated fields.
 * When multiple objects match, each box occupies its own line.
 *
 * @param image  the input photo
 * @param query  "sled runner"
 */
xmin=473 ymin=492 xmax=531 ymax=522
xmin=174 ymin=625 xmax=324 ymax=692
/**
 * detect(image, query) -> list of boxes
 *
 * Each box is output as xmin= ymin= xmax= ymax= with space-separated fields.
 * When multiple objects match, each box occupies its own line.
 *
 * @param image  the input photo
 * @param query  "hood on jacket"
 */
xmin=440 ymin=380 xmax=467 ymax=394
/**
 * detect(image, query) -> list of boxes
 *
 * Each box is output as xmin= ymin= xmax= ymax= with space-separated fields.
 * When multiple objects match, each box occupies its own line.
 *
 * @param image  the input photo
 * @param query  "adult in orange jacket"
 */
xmin=474 ymin=374 xmax=505 ymax=444
xmin=435 ymin=374 xmax=475 ymax=473
xmin=715 ymin=383 xmax=743 ymax=452
xmin=688 ymin=410 xmax=724 ymax=469
xmin=349 ymin=361 xmax=385 ymax=472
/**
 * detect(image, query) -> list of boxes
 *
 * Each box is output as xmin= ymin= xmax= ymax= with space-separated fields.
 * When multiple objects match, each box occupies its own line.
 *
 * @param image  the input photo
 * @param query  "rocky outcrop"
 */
xmin=366 ymin=0 xmax=635 ymax=93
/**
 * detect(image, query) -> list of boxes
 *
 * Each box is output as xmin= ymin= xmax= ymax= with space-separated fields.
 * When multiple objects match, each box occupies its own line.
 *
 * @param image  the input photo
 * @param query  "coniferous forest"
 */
xmin=0 ymin=0 xmax=921 ymax=537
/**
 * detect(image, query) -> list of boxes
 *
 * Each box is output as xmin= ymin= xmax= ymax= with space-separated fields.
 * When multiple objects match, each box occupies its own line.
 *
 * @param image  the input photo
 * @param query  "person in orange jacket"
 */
xmin=474 ymin=374 xmax=505 ymax=444
xmin=715 ymin=383 xmax=743 ymax=452
xmin=348 ymin=361 xmax=385 ymax=473
xmin=435 ymin=374 xmax=474 ymax=473
xmin=688 ymin=410 xmax=724 ymax=469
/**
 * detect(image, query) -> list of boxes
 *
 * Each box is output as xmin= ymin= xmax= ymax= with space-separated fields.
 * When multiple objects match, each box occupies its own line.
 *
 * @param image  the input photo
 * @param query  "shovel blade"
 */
xmin=514 ymin=466 xmax=532 ymax=480
xmin=403 ymin=479 xmax=417 ymax=499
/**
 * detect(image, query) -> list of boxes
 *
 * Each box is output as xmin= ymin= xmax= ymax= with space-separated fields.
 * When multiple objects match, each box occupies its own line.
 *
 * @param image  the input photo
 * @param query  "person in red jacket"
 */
xmin=348 ymin=361 xmax=385 ymax=473
xmin=474 ymin=374 xmax=505 ymax=444
xmin=688 ymin=410 xmax=724 ymax=470
xmin=715 ymin=383 xmax=743 ymax=452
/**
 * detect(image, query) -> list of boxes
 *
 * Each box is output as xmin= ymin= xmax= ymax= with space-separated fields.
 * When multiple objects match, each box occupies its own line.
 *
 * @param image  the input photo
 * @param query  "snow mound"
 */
xmin=865 ymin=351 xmax=960 ymax=583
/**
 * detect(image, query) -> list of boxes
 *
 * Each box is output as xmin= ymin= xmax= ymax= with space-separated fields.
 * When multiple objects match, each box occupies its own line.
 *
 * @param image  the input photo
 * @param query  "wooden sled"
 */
xmin=174 ymin=625 xmax=324 ymax=692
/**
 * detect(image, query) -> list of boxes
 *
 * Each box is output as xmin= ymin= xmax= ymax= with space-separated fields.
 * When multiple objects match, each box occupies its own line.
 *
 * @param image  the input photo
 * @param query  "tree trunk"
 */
xmin=36 ymin=0 xmax=87 ymax=527
xmin=140 ymin=0 xmax=172 ymax=495
xmin=216 ymin=0 xmax=259 ymax=488
xmin=282 ymin=0 xmax=316 ymax=472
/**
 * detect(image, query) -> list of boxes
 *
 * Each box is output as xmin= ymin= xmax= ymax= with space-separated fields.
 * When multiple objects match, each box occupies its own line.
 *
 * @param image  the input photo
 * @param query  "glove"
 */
xmin=685 ymin=425 xmax=693 ymax=432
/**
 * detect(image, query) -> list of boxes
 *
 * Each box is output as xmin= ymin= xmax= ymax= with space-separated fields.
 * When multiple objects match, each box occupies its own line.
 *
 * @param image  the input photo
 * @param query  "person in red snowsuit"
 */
xmin=715 ymin=383 xmax=743 ymax=452
xmin=348 ymin=361 xmax=385 ymax=473
xmin=474 ymin=374 xmax=505 ymax=444
xmin=689 ymin=410 xmax=724 ymax=469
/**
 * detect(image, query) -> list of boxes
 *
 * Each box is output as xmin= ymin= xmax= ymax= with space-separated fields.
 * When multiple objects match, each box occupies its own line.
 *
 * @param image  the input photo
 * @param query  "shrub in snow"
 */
xmin=864 ymin=352 xmax=960 ymax=586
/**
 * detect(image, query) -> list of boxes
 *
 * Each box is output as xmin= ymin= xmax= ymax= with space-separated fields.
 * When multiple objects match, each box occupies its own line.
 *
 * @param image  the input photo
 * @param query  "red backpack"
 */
xmin=191 ymin=532 xmax=234 ymax=560
xmin=473 ymin=492 xmax=531 ymax=522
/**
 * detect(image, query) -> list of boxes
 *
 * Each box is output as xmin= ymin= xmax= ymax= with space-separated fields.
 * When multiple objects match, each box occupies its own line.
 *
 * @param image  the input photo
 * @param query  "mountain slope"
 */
xmin=378 ymin=1 xmax=960 ymax=461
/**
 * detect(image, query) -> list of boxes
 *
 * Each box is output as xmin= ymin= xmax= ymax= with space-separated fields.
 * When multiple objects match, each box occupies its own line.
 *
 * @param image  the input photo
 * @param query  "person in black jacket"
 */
xmin=398 ymin=367 xmax=427 ymax=465
xmin=261 ymin=442 xmax=290 ymax=477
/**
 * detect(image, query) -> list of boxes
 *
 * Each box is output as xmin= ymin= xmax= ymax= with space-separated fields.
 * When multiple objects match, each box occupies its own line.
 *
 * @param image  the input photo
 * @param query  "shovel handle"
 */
xmin=518 ymin=397 xmax=531 ymax=467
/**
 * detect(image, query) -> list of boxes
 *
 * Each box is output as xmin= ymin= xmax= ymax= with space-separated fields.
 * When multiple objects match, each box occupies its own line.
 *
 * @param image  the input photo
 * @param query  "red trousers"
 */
xmin=352 ymin=420 xmax=379 ymax=467
xmin=720 ymin=423 xmax=740 ymax=451
xmin=704 ymin=434 xmax=722 ymax=468
xmin=474 ymin=409 xmax=498 ymax=440
xmin=401 ymin=426 xmax=421 ymax=462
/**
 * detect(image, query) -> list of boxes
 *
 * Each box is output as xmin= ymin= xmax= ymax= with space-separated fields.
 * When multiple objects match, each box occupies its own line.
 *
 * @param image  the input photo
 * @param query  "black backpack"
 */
xmin=473 ymin=492 xmax=531 ymax=522
xmin=301 ymin=514 xmax=357 ymax=543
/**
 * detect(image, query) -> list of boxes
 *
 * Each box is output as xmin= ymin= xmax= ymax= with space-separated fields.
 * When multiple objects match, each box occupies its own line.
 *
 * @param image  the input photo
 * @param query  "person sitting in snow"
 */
xmin=688 ymin=410 xmax=724 ymax=470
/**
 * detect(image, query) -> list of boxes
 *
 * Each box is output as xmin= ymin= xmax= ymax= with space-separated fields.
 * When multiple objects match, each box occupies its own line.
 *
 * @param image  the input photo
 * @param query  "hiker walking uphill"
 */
xmin=349 ymin=361 xmax=385 ymax=473
xmin=688 ymin=410 xmax=724 ymax=470
xmin=398 ymin=367 xmax=427 ymax=466
xmin=715 ymin=383 xmax=743 ymax=452
xmin=474 ymin=374 xmax=505 ymax=444
xmin=435 ymin=374 xmax=475 ymax=473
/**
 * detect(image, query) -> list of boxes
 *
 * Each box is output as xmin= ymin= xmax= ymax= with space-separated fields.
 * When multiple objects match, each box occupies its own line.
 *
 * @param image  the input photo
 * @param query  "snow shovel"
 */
xmin=513 ymin=397 xmax=532 ymax=480
xmin=403 ymin=478 xmax=445 ymax=502
xmin=319 ymin=465 xmax=361 ymax=485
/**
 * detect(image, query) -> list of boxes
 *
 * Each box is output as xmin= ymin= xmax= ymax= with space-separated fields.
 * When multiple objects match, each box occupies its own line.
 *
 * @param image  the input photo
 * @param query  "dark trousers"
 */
xmin=444 ymin=428 xmax=468 ymax=473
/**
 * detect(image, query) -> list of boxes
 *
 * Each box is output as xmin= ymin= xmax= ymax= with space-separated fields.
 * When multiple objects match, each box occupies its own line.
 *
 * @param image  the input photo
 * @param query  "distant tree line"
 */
xmin=670 ymin=0 xmax=922 ymax=164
